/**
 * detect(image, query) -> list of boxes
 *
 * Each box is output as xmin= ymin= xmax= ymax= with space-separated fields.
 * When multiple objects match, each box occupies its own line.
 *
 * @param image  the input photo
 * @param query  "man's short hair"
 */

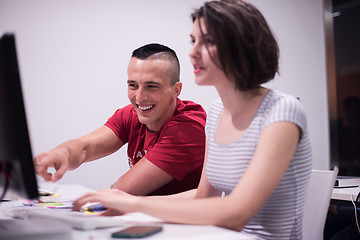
xmin=132 ymin=43 xmax=180 ymax=85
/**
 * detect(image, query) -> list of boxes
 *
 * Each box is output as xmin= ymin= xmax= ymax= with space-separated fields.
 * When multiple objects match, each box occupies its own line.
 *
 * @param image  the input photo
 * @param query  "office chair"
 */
xmin=302 ymin=167 xmax=339 ymax=240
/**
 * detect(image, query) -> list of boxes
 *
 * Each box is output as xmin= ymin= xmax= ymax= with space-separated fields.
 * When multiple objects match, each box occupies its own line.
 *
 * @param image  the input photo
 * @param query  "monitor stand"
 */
xmin=0 ymin=218 xmax=72 ymax=240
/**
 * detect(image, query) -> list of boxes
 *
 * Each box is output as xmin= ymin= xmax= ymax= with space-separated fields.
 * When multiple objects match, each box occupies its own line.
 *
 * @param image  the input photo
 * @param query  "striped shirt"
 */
xmin=205 ymin=89 xmax=312 ymax=240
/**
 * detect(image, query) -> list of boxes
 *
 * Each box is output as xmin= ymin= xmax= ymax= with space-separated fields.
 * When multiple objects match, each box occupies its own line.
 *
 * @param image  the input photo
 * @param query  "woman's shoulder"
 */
xmin=266 ymin=89 xmax=304 ymax=112
xmin=268 ymin=89 xmax=300 ymax=103
xmin=263 ymin=89 xmax=308 ymax=129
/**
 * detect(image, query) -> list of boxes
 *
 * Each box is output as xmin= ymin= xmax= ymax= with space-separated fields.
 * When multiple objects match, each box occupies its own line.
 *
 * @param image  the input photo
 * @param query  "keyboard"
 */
xmin=5 ymin=207 xmax=126 ymax=230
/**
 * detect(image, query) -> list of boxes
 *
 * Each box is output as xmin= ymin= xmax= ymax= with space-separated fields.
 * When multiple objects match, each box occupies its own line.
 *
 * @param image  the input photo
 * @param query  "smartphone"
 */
xmin=111 ymin=225 xmax=163 ymax=238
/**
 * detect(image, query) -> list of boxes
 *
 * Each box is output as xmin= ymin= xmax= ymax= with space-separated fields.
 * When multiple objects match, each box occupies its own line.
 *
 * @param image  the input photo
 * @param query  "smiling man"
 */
xmin=35 ymin=44 xmax=206 ymax=195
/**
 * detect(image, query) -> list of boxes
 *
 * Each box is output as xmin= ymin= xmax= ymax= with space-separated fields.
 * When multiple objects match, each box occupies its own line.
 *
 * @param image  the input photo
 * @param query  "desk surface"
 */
xmin=1 ymin=183 xmax=255 ymax=240
xmin=72 ymin=222 xmax=254 ymax=240
xmin=332 ymin=186 xmax=360 ymax=202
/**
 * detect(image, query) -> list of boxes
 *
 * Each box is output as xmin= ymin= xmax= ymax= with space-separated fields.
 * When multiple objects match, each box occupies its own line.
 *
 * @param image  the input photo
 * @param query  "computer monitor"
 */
xmin=0 ymin=33 xmax=39 ymax=200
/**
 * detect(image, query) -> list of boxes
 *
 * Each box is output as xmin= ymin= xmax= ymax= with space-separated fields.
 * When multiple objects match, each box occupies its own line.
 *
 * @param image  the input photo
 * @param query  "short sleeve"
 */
xmin=263 ymin=93 xmax=308 ymax=139
xmin=104 ymin=105 xmax=136 ymax=144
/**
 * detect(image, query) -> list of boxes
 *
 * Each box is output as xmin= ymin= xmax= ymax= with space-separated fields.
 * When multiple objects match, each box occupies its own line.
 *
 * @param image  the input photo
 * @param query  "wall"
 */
xmin=0 ymin=0 xmax=330 ymax=190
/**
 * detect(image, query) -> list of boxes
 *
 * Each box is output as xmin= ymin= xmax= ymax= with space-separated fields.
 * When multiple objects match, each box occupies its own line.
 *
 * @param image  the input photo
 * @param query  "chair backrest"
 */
xmin=302 ymin=167 xmax=338 ymax=240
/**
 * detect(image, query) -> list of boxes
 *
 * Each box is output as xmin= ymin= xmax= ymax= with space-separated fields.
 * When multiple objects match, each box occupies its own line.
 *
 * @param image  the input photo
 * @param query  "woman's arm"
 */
xmin=73 ymin=122 xmax=299 ymax=231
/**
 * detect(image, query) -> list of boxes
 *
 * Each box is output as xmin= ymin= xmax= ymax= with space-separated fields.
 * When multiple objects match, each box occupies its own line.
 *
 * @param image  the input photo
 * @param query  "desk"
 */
xmin=1 ymin=183 xmax=255 ymax=240
xmin=331 ymin=186 xmax=360 ymax=209
xmin=332 ymin=186 xmax=360 ymax=202
xmin=71 ymin=221 xmax=254 ymax=240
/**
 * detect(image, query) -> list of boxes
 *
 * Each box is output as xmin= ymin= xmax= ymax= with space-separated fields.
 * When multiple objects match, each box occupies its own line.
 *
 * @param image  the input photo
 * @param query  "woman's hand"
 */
xmin=72 ymin=188 xmax=138 ymax=216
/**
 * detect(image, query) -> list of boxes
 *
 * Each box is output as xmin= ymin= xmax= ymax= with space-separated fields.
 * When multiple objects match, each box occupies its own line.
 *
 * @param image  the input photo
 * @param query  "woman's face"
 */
xmin=189 ymin=18 xmax=227 ymax=87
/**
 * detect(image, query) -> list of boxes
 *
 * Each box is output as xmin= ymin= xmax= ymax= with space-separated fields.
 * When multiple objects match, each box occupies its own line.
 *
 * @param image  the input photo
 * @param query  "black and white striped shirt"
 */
xmin=205 ymin=89 xmax=312 ymax=240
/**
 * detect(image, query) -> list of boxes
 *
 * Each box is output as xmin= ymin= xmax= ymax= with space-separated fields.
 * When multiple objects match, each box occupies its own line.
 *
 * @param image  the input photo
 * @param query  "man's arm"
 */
xmin=35 ymin=126 xmax=124 ymax=182
xmin=111 ymin=157 xmax=173 ymax=196
xmin=111 ymin=141 xmax=215 ymax=197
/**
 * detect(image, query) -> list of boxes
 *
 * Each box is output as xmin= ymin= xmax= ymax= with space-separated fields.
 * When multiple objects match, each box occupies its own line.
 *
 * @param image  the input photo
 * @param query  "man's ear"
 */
xmin=173 ymin=82 xmax=182 ymax=98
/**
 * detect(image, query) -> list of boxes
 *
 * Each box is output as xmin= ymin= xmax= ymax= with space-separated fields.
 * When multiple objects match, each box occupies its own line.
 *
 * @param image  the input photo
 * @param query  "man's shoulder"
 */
xmin=170 ymin=99 xmax=206 ymax=126
xmin=176 ymin=98 xmax=206 ymax=115
xmin=176 ymin=99 xmax=205 ymax=114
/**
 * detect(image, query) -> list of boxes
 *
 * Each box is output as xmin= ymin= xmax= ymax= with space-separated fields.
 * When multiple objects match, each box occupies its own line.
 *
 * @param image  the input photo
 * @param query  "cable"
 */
xmin=350 ymin=194 xmax=360 ymax=235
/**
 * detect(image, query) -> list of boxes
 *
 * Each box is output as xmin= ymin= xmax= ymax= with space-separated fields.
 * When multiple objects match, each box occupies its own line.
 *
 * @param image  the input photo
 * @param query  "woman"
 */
xmin=73 ymin=1 xmax=312 ymax=239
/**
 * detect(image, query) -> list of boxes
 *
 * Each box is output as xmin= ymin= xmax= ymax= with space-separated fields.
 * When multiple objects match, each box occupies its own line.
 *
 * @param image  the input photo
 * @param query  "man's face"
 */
xmin=127 ymin=57 xmax=181 ymax=132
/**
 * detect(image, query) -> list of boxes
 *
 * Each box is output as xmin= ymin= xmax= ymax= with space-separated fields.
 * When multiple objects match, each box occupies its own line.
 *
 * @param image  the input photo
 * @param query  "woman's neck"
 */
xmin=216 ymin=84 xmax=267 ymax=117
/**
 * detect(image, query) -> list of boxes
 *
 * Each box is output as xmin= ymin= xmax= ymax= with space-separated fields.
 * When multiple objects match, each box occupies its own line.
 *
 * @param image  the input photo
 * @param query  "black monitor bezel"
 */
xmin=0 ymin=33 xmax=39 ymax=200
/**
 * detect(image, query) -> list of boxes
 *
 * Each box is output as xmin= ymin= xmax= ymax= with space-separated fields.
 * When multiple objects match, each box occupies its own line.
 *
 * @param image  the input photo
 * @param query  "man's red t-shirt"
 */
xmin=105 ymin=99 xmax=206 ymax=195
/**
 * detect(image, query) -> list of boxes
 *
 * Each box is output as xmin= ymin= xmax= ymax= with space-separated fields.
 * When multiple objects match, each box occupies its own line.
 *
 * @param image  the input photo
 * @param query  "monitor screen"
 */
xmin=0 ymin=33 xmax=39 ymax=200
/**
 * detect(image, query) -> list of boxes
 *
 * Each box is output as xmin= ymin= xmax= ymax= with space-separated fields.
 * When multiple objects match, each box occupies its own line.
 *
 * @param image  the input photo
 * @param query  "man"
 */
xmin=35 ymin=43 xmax=206 ymax=195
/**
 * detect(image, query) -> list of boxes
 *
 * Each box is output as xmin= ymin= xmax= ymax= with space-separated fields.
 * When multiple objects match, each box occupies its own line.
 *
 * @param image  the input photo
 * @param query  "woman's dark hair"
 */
xmin=191 ymin=0 xmax=279 ymax=91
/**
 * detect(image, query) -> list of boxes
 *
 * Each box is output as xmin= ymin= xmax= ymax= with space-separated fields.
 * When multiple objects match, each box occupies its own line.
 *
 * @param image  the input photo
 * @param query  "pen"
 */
xmin=83 ymin=205 xmax=107 ymax=212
